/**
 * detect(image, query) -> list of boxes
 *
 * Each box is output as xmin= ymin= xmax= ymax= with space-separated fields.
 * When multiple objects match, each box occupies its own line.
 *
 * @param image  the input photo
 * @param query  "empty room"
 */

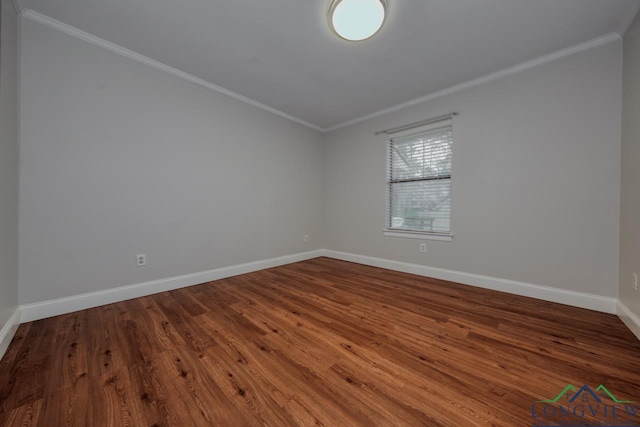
xmin=2 ymin=0 xmax=640 ymax=425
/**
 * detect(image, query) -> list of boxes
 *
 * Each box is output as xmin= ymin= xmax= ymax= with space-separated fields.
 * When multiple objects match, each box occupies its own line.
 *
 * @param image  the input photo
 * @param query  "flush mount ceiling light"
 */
xmin=328 ymin=0 xmax=387 ymax=41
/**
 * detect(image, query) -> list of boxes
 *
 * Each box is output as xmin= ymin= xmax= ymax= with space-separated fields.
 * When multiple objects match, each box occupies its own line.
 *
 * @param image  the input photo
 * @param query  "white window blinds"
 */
xmin=387 ymin=124 xmax=452 ymax=234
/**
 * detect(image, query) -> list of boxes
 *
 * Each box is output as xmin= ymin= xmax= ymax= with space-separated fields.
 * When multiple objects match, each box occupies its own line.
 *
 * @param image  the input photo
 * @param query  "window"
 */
xmin=386 ymin=121 xmax=453 ymax=239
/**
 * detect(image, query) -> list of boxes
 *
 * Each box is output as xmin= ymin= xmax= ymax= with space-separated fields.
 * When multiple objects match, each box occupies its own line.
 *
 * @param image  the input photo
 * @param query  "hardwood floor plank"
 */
xmin=0 ymin=318 xmax=59 ymax=415
xmin=151 ymin=293 xmax=217 ymax=357
xmin=0 ymin=399 xmax=42 ymax=427
xmin=1 ymin=257 xmax=640 ymax=426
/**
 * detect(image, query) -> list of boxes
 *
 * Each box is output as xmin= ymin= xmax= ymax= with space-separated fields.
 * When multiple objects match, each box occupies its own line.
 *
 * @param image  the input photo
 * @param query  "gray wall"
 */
xmin=324 ymin=41 xmax=622 ymax=298
xmin=14 ymin=14 xmax=630 ymax=311
xmin=620 ymin=12 xmax=640 ymax=317
xmin=19 ymin=19 xmax=325 ymax=304
xmin=0 ymin=0 xmax=20 ymax=329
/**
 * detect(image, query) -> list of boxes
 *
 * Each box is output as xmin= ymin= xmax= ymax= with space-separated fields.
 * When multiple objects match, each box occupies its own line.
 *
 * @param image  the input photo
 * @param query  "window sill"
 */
xmin=383 ymin=229 xmax=453 ymax=241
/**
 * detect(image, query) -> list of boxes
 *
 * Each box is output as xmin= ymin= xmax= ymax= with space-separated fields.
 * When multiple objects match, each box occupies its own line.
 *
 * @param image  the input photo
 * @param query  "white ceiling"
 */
xmin=20 ymin=0 xmax=640 ymax=130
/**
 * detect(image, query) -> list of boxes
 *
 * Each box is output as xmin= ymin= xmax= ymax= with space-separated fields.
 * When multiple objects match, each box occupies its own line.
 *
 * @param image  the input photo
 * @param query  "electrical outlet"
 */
xmin=419 ymin=243 xmax=427 ymax=253
xmin=137 ymin=254 xmax=146 ymax=267
xmin=303 ymin=235 xmax=310 ymax=242
xmin=634 ymin=273 xmax=638 ymax=291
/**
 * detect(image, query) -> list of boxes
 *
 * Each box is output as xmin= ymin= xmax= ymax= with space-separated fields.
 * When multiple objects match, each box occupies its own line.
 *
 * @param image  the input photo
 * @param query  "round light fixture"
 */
xmin=328 ymin=0 xmax=387 ymax=42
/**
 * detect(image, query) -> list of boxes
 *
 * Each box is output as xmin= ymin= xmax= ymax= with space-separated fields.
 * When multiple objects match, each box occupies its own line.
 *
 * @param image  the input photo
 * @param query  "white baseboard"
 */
xmin=20 ymin=250 xmax=324 ymax=323
xmin=0 ymin=308 xmax=22 ymax=361
xmin=17 ymin=248 xmax=622 ymax=324
xmin=617 ymin=301 xmax=640 ymax=341
xmin=322 ymin=250 xmax=618 ymax=314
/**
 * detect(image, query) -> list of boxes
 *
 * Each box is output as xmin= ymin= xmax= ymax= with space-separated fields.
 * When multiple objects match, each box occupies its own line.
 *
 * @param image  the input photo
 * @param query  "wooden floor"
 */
xmin=1 ymin=257 xmax=639 ymax=426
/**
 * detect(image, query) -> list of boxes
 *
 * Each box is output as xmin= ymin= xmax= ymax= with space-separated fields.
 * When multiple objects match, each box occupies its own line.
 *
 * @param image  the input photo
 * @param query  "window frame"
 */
xmin=383 ymin=120 xmax=454 ymax=241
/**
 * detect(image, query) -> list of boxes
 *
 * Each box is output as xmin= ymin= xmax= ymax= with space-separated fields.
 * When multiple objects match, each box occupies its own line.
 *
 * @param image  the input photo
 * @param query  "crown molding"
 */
xmin=21 ymin=9 xmax=324 ymax=133
xmin=19 ymin=8 xmax=625 ymax=134
xmin=325 ymin=32 xmax=622 ymax=132
xmin=11 ymin=0 xmax=23 ymax=15
xmin=620 ymin=1 xmax=640 ymax=35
